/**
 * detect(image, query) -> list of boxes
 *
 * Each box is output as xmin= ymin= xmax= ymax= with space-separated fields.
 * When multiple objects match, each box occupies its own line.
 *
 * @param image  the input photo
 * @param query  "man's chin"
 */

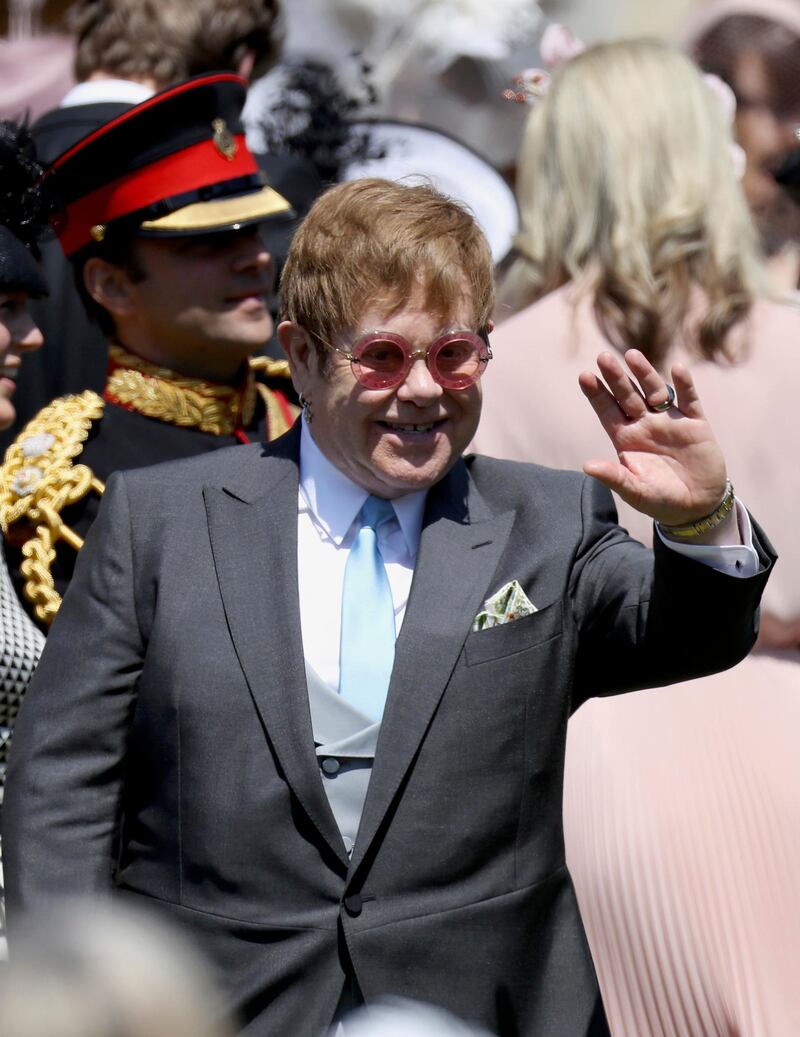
xmin=369 ymin=454 xmax=459 ymax=497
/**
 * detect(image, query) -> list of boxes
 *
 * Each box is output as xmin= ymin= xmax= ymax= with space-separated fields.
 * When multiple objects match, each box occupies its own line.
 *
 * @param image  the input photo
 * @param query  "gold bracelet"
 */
xmin=659 ymin=481 xmax=735 ymax=539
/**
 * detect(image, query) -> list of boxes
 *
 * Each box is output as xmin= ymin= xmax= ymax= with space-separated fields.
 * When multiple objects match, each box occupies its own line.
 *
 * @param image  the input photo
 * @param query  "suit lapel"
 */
xmin=349 ymin=461 xmax=515 ymax=874
xmin=204 ymin=428 xmax=349 ymax=867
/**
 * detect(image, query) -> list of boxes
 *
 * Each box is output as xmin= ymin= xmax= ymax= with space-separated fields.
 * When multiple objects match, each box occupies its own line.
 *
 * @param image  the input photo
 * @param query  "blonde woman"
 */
xmin=474 ymin=38 xmax=800 ymax=1037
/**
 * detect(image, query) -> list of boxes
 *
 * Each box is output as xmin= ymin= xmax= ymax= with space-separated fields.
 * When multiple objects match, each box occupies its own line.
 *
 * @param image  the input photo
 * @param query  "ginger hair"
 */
xmin=280 ymin=178 xmax=495 ymax=364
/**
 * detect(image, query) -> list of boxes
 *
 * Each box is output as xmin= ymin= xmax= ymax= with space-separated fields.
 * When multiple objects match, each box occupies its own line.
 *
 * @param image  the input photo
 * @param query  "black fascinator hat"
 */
xmin=0 ymin=121 xmax=55 ymax=297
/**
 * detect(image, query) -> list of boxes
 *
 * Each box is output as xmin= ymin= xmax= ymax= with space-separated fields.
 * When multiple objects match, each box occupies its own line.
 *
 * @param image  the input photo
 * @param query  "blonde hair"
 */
xmin=499 ymin=38 xmax=764 ymax=365
xmin=280 ymin=178 xmax=494 ymax=358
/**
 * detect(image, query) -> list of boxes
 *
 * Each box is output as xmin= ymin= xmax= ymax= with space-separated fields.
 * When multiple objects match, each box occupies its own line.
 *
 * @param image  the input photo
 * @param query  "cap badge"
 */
xmin=212 ymin=119 xmax=238 ymax=161
xmin=90 ymin=224 xmax=106 ymax=242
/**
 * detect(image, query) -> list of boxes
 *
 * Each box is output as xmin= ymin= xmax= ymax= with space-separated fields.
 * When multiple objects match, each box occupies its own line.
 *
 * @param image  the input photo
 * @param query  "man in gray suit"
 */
xmin=4 ymin=178 xmax=774 ymax=1036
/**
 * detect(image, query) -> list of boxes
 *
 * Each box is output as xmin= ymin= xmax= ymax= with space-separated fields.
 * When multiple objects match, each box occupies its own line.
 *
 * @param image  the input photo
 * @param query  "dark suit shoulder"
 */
xmin=465 ymin=451 xmax=599 ymax=503
xmin=118 ymin=421 xmax=300 ymax=496
xmin=463 ymin=453 xmax=623 ymax=547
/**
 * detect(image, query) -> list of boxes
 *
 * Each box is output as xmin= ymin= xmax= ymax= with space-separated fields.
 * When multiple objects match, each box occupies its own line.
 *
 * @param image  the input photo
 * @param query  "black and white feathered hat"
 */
xmin=0 ymin=121 xmax=52 ymax=297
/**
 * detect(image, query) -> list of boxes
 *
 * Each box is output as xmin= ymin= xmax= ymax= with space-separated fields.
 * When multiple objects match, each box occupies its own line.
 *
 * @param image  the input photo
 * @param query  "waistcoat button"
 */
xmin=343 ymin=893 xmax=363 ymax=917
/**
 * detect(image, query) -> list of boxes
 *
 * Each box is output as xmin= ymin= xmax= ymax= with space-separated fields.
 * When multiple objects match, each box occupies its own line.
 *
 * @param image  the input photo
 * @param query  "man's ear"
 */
xmin=277 ymin=321 xmax=316 ymax=395
xmin=236 ymin=48 xmax=256 ymax=83
xmin=82 ymin=256 xmax=139 ymax=319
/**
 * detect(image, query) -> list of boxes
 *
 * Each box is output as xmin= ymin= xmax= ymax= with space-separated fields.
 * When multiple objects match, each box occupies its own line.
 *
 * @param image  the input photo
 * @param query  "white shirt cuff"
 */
xmin=655 ymin=499 xmax=759 ymax=578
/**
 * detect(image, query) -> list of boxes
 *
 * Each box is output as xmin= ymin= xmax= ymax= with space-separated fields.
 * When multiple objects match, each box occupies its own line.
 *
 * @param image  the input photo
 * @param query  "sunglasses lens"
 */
xmin=431 ymin=337 xmax=484 ymax=388
xmin=353 ymin=338 xmax=407 ymax=388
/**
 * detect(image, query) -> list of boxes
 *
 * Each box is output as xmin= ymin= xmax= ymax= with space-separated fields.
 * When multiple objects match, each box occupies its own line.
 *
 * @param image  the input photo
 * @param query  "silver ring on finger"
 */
xmin=649 ymin=383 xmax=676 ymax=413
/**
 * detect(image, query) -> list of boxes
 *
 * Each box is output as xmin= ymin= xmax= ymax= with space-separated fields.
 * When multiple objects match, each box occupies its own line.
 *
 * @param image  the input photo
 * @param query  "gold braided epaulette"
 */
xmin=249 ymin=356 xmax=291 ymax=380
xmin=249 ymin=356 xmax=298 ymax=440
xmin=0 ymin=391 xmax=106 ymax=625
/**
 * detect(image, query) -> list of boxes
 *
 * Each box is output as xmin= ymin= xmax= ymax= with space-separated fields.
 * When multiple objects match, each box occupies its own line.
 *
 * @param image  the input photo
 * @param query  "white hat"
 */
xmin=341 ymin=118 xmax=519 ymax=262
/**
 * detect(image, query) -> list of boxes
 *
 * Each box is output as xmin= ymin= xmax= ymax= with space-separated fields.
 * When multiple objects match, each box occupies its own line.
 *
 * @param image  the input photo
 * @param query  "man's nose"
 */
xmin=232 ymin=234 xmax=272 ymax=273
xmin=396 ymin=357 xmax=443 ymax=404
xmin=13 ymin=313 xmax=44 ymax=353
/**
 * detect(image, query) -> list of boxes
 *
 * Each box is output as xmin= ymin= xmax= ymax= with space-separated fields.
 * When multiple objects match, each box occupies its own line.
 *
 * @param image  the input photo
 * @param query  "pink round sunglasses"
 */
xmin=322 ymin=330 xmax=492 ymax=390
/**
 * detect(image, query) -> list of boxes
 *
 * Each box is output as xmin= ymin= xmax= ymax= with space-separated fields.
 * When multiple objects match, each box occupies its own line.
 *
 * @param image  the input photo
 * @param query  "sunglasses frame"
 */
xmin=323 ymin=329 xmax=493 ymax=390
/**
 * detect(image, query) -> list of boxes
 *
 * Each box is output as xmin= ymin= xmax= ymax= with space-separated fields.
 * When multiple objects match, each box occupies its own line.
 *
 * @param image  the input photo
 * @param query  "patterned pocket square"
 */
xmin=472 ymin=579 xmax=538 ymax=632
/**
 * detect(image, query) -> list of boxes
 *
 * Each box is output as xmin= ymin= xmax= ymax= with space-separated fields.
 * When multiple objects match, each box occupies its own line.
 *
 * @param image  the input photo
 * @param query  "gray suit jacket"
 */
xmin=3 ymin=424 xmax=774 ymax=1036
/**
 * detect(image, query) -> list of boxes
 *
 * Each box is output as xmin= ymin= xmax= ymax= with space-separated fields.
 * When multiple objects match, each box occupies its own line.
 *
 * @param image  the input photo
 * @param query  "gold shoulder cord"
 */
xmin=0 ymin=391 xmax=105 ymax=625
xmin=249 ymin=356 xmax=297 ymax=439
xmin=0 ymin=359 xmax=295 ymax=627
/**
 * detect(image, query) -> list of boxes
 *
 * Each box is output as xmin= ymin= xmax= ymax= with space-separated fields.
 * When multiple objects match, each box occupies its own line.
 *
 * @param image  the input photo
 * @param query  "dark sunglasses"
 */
xmin=322 ymin=330 xmax=492 ymax=390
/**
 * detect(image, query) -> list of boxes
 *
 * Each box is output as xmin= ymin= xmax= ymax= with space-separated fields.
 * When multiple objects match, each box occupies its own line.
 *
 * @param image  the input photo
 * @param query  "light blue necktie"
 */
xmin=338 ymin=496 xmax=397 ymax=722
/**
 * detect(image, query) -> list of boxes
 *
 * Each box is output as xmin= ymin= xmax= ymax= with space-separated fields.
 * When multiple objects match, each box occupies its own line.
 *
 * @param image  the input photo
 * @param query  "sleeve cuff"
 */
xmin=655 ymin=499 xmax=760 ymax=578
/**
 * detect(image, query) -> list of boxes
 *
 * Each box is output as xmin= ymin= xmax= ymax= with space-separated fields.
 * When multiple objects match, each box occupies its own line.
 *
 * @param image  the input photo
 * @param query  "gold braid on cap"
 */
xmin=105 ymin=344 xmax=294 ymax=436
xmin=0 ymin=391 xmax=106 ymax=625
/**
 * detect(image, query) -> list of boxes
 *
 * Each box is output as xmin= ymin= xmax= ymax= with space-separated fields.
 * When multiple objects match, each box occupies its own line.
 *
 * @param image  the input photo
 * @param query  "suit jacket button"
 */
xmin=321 ymin=757 xmax=340 ymax=775
xmin=343 ymin=893 xmax=362 ymax=917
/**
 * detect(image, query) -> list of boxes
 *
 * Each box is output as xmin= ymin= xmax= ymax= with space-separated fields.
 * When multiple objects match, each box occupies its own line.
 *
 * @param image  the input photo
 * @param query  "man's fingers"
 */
xmin=578 ymin=369 xmax=631 ymax=433
xmin=624 ymin=349 xmax=675 ymax=412
xmin=594 ymin=351 xmax=647 ymax=418
xmin=671 ymin=362 xmax=705 ymax=419
xmin=582 ymin=458 xmax=638 ymax=499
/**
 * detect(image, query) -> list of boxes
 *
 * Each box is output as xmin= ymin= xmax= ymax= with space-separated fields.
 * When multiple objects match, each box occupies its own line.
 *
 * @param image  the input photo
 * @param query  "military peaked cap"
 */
xmin=49 ymin=73 xmax=292 ymax=258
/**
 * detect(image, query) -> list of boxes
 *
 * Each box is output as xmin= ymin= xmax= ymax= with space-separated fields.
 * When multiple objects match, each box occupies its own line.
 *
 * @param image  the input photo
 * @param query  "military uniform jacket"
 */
xmin=0 ymin=350 xmax=296 ymax=625
xmin=3 ymin=425 xmax=775 ymax=1036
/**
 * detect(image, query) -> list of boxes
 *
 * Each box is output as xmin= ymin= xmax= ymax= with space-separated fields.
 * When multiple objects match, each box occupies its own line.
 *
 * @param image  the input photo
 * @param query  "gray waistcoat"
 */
xmin=305 ymin=663 xmax=379 ymax=856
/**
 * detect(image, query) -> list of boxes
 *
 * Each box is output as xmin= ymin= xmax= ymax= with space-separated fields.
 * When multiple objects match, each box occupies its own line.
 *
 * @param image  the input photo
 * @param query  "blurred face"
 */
xmin=281 ymin=285 xmax=485 ymax=499
xmin=106 ymin=225 xmax=274 ymax=382
xmin=0 ymin=291 xmax=43 ymax=430
xmin=733 ymin=49 xmax=800 ymax=250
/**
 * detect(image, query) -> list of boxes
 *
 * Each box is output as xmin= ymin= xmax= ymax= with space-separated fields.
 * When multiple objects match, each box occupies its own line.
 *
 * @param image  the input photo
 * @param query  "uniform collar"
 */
xmin=103 ymin=343 xmax=256 ymax=436
xmin=60 ymin=79 xmax=154 ymax=108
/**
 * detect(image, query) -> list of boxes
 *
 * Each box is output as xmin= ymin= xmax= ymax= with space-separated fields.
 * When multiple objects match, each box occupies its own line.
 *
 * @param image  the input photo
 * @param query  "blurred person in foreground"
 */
xmin=334 ymin=998 xmax=493 ymax=1037
xmin=0 ymin=120 xmax=54 ymax=945
xmin=3 ymin=173 xmax=774 ymax=1035
xmin=474 ymin=35 xmax=800 ymax=1036
xmin=0 ymin=898 xmax=233 ymax=1037
xmin=8 ymin=0 xmax=304 ymax=446
xmin=0 ymin=75 xmax=296 ymax=629
xmin=682 ymin=0 xmax=800 ymax=296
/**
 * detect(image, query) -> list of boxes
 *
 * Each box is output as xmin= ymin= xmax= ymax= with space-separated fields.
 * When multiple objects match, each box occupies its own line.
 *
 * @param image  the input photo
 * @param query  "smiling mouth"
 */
xmin=378 ymin=420 xmax=443 ymax=434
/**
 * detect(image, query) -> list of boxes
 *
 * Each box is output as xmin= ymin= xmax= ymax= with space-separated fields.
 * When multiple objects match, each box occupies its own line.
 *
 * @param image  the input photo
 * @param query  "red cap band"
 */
xmin=59 ymin=133 xmax=258 ymax=256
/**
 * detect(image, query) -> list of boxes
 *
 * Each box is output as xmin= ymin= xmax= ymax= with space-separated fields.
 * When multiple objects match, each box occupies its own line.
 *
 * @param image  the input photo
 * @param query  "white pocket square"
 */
xmin=472 ymin=579 xmax=538 ymax=632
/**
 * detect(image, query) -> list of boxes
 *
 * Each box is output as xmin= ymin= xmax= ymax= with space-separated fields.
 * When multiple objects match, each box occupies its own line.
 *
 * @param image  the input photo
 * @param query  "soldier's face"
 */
xmin=117 ymin=226 xmax=274 ymax=382
xmin=0 ymin=291 xmax=43 ymax=430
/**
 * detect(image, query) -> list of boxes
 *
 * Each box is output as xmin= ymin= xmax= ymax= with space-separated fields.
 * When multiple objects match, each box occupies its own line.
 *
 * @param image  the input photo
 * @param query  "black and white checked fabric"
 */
xmin=0 ymin=545 xmax=44 ymax=950
xmin=0 ymin=544 xmax=44 ymax=795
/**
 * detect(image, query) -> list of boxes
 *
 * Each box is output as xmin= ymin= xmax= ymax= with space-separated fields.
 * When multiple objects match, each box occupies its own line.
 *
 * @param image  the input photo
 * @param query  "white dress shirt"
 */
xmin=298 ymin=420 xmax=426 ymax=691
xmin=296 ymin=419 xmax=759 ymax=694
